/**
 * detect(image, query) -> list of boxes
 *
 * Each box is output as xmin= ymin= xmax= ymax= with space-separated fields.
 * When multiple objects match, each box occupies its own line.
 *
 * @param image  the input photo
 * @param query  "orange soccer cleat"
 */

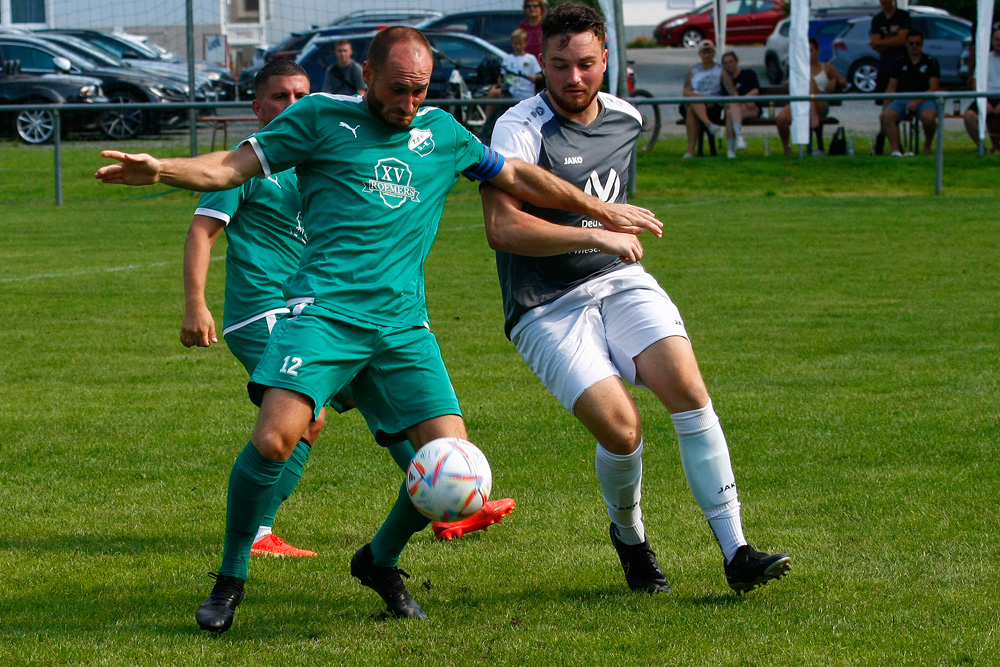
xmin=432 ymin=498 xmax=516 ymax=541
xmin=250 ymin=533 xmax=317 ymax=557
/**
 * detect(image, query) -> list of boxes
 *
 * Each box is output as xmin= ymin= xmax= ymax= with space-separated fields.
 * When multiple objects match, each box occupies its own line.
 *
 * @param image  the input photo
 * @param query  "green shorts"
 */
xmin=248 ymin=304 xmax=461 ymax=445
xmin=225 ymin=313 xmax=353 ymax=414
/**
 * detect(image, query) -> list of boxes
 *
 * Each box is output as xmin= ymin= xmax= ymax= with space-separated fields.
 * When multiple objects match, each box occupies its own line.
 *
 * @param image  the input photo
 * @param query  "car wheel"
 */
xmin=848 ymin=59 xmax=879 ymax=94
xmin=765 ymin=53 xmax=783 ymax=85
xmin=15 ymin=107 xmax=55 ymax=144
xmin=101 ymin=91 xmax=144 ymax=140
xmin=680 ymin=29 xmax=704 ymax=49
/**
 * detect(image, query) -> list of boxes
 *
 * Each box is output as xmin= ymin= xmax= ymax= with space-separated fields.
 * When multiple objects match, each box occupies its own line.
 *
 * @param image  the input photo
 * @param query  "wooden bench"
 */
xmin=198 ymin=115 xmax=257 ymax=151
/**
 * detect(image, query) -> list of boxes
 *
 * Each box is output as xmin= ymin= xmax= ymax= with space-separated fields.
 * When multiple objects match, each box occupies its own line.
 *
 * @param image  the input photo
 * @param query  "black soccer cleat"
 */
xmin=196 ymin=572 xmax=245 ymax=633
xmin=350 ymin=544 xmax=429 ymax=620
xmin=724 ymin=544 xmax=792 ymax=593
xmin=609 ymin=524 xmax=672 ymax=594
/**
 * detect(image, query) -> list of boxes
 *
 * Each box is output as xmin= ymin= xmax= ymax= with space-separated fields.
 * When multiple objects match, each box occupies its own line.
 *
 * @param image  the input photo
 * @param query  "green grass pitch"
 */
xmin=0 ymin=141 xmax=998 ymax=666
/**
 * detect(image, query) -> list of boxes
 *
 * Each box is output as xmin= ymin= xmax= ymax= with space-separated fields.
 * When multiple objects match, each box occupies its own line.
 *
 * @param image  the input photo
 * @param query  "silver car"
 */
xmin=829 ymin=13 xmax=972 ymax=93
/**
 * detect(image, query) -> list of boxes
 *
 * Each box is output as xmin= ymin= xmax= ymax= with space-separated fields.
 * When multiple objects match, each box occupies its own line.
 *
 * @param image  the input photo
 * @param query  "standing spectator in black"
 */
xmin=870 ymin=0 xmax=910 ymax=153
xmin=720 ymin=51 xmax=760 ymax=159
xmin=880 ymin=29 xmax=940 ymax=156
xmin=870 ymin=0 xmax=911 ymax=95
xmin=322 ymin=39 xmax=366 ymax=96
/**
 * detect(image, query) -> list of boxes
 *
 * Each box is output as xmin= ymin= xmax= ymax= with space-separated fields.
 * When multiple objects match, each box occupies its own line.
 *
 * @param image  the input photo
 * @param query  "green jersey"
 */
xmin=244 ymin=93 xmax=502 ymax=328
xmin=195 ymin=169 xmax=306 ymax=334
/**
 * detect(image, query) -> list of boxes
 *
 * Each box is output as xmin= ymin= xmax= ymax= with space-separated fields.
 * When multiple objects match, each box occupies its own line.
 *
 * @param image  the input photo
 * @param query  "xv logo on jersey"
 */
xmin=408 ymin=128 xmax=434 ymax=156
xmin=583 ymin=168 xmax=621 ymax=203
xmin=363 ymin=158 xmax=421 ymax=209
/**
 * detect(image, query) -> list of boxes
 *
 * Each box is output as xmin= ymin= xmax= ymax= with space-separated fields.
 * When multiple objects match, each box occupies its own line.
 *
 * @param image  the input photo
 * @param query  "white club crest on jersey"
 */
xmin=363 ymin=158 xmax=421 ymax=209
xmin=583 ymin=169 xmax=621 ymax=203
xmin=408 ymin=128 xmax=435 ymax=157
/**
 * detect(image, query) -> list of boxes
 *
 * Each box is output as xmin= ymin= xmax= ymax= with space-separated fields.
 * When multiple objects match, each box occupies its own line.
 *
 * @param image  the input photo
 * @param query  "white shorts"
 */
xmin=510 ymin=264 xmax=689 ymax=412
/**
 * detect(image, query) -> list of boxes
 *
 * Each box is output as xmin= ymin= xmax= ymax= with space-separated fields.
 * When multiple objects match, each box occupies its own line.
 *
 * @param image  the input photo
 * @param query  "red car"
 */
xmin=653 ymin=0 xmax=787 ymax=48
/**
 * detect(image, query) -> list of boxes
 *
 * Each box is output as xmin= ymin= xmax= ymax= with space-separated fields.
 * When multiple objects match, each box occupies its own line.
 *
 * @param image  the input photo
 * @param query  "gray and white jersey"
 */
xmin=490 ymin=91 xmax=643 ymax=338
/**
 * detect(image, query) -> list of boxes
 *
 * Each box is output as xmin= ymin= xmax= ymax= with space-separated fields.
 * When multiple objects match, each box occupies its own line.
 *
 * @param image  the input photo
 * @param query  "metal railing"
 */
xmin=6 ymin=91 xmax=996 ymax=204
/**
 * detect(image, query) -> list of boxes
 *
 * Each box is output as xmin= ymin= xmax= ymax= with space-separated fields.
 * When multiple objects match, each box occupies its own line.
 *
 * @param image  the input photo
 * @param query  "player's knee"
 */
xmin=602 ymin=411 xmax=642 ymax=454
xmin=251 ymin=425 xmax=301 ymax=460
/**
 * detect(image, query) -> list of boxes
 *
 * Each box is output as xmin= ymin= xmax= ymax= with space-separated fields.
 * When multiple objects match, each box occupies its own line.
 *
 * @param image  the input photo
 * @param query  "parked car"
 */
xmin=0 ymin=58 xmax=107 ymax=143
xmin=36 ymin=29 xmax=235 ymax=101
xmin=320 ymin=9 xmax=443 ymax=29
xmin=653 ymin=0 xmax=786 ymax=48
xmin=417 ymin=10 xmax=524 ymax=53
xmin=830 ymin=13 xmax=972 ymax=93
xmin=295 ymin=31 xmax=470 ymax=123
xmin=764 ymin=13 xmax=865 ymax=84
xmin=2 ymin=33 xmax=191 ymax=139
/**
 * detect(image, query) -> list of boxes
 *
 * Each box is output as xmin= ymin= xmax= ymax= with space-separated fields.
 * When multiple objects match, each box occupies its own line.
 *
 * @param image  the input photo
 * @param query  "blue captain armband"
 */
xmin=462 ymin=146 xmax=505 ymax=182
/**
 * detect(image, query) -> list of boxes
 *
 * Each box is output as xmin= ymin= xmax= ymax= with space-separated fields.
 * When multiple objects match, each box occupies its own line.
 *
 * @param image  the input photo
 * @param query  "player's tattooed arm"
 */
xmin=95 ymin=144 xmax=262 ymax=191
xmin=481 ymin=183 xmax=644 ymax=263
xmin=486 ymin=158 xmax=663 ymax=238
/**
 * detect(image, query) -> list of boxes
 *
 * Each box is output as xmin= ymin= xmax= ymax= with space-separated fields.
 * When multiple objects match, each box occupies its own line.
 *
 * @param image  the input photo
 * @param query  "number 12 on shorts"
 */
xmin=279 ymin=356 xmax=303 ymax=376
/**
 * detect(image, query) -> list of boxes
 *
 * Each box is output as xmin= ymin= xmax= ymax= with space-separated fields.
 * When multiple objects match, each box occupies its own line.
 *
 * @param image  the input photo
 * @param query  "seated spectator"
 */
xmin=682 ymin=39 xmax=724 ymax=158
xmin=720 ymin=51 xmax=760 ymax=159
xmin=322 ymin=40 xmax=365 ymax=96
xmin=879 ymin=28 xmax=940 ymax=156
xmin=776 ymin=37 xmax=846 ymax=156
xmin=480 ymin=28 xmax=544 ymax=143
xmin=963 ymin=27 xmax=1000 ymax=153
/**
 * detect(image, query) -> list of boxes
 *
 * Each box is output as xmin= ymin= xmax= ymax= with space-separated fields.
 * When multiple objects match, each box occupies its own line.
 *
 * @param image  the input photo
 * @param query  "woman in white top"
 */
xmin=963 ymin=28 xmax=1000 ymax=152
xmin=776 ymin=37 xmax=847 ymax=155
xmin=681 ymin=39 xmax=724 ymax=158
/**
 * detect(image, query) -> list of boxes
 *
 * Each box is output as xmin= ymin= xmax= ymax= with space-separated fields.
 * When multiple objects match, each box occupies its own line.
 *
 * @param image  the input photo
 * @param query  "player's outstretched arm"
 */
xmin=181 ymin=215 xmax=226 ymax=348
xmin=486 ymin=158 xmax=662 ymax=238
xmin=482 ymin=184 xmax=643 ymax=263
xmin=95 ymin=144 xmax=262 ymax=192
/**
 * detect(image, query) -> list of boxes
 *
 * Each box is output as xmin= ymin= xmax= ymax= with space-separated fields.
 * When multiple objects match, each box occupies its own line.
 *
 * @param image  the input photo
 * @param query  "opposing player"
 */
xmin=96 ymin=26 xmax=661 ymax=631
xmin=183 ymin=59 xmax=514 ymax=561
xmin=481 ymin=3 xmax=791 ymax=595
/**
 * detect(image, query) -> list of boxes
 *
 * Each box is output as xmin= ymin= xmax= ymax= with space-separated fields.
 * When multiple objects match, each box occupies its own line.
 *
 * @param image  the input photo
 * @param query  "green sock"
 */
xmin=369 ymin=480 xmax=430 ymax=568
xmin=386 ymin=440 xmax=416 ymax=473
xmin=259 ymin=439 xmax=311 ymax=529
xmin=218 ymin=441 xmax=286 ymax=580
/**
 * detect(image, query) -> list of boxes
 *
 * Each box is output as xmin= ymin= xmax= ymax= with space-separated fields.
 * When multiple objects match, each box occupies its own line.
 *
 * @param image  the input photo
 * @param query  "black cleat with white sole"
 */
xmin=725 ymin=544 xmax=792 ymax=593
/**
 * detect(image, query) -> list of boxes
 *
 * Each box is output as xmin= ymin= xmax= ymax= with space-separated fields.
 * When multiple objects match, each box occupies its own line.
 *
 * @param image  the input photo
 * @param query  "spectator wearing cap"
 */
xmin=682 ymin=39 xmax=724 ymax=158
xmin=880 ymin=28 xmax=940 ymax=156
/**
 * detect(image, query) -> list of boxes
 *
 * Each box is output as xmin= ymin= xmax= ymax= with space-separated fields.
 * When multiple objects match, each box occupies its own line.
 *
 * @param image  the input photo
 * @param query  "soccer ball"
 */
xmin=406 ymin=437 xmax=492 ymax=522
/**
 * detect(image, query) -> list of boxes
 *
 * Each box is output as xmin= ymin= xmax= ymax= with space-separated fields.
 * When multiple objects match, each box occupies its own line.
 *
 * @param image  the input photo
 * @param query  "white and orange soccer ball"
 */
xmin=406 ymin=437 xmax=492 ymax=522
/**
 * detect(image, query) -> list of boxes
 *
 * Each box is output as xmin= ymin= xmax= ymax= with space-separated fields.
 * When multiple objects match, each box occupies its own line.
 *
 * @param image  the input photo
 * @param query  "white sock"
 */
xmin=734 ymin=123 xmax=742 ymax=137
xmin=705 ymin=498 xmax=746 ymax=563
xmin=727 ymin=138 xmax=735 ymax=150
xmin=671 ymin=400 xmax=746 ymax=558
xmin=253 ymin=525 xmax=272 ymax=543
xmin=595 ymin=441 xmax=645 ymax=545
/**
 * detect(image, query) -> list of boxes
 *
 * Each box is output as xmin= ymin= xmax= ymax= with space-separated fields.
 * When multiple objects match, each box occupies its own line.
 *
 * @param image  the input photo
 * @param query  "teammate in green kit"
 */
xmin=96 ymin=26 xmax=662 ymax=631
xmin=183 ymin=59 xmax=515 ymax=561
